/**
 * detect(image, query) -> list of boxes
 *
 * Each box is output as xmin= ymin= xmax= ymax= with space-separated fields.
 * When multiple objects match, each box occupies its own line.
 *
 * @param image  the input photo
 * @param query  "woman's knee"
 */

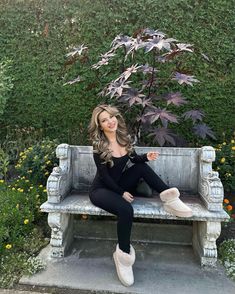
xmin=118 ymin=202 xmax=134 ymax=219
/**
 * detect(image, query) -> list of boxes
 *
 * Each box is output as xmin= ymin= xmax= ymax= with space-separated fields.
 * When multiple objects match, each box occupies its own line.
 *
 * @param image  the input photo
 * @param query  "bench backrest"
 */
xmin=70 ymin=146 xmax=200 ymax=194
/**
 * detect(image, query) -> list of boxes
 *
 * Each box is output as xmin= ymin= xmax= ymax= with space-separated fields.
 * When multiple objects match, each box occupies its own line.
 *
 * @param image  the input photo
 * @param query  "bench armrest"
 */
xmin=198 ymin=146 xmax=224 ymax=211
xmin=46 ymin=144 xmax=72 ymax=203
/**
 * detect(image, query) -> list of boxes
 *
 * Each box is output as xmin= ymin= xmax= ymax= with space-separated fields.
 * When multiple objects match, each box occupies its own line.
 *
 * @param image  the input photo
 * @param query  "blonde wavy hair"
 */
xmin=88 ymin=104 xmax=134 ymax=166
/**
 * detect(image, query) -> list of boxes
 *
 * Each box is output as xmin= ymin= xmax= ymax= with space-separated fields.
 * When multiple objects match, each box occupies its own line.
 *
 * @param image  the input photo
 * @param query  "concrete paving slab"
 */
xmin=19 ymin=239 xmax=235 ymax=294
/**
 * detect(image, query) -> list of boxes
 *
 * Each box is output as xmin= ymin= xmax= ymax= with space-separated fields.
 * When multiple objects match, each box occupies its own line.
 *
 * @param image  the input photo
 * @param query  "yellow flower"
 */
xmin=0 ymin=180 xmax=4 ymax=183
xmin=24 ymin=219 xmax=29 ymax=225
xmin=36 ymin=194 xmax=40 ymax=198
xmin=29 ymin=186 xmax=33 ymax=190
xmin=12 ymin=187 xmax=16 ymax=191
xmin=5 ymin=244 xmax=12 ymax=250
xmin=27 ymin=170 xmax=32 ymax=173
xmin=45 ymin=171 xmax=49 ymax=175
xmin=21 ymin=176 xmax=25 ymax=180
xmin=19 ymin=189 xmax=24 ymax=193
xmin=25 ymin=179 xmax=29 ymax=183
xmin=220 ymin=157 xmax=225 ymax=163
xmin=231 ymin=140 xmax=235 ymax=144
xmin=44 ymin=155 xmax=48 ymax=159
xmin=43 ymin=189 xmax=47 ymax=193
xmin=46 ymin=160 xmax=51 ymax=165
xmin=19 ymin=152 xmax=24 ymax=156
xmin=16 ymin=204 xmax=19 ymax=209
xmin=28 ymin=147 xmax=33 ymax=150
xmin=39 ymin=184 xmax=43 ymax=188
xmin=222 ymin=142 xmax=226 ymax=145
xmin=225 ymin=173 xmax=231 ymax=177
xmin=232 ymin=146 xmax=235 ymax=151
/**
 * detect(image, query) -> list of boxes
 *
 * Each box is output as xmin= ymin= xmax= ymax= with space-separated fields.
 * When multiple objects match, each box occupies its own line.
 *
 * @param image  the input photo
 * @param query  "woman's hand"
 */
xmin=147 ymin=151 xmax=159 ymax=161
xmin=122 ymin=191 xmax=134 ymax=203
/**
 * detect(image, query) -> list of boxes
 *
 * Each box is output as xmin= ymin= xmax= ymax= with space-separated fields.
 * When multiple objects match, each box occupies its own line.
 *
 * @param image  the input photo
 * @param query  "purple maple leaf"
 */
xmin=144 ymin=36 xmax=177 ymax=53
xmin=142 ymin=28 xmax=165 ymax=38
xmin=163 ymin=92 xmax=188 ymax=106
xmin=176 ymin=43 xmax=194 ymax=53
xmin=121 ymin=64 xmax=141 ymax=81
xmin=144 ymin=107 xmax=179 ymax=125
xmin=148 ymin=127 xmax=177 ymax=146
xmin=192 ymin=123 xmax=216 ymax=140
xmin=201 ymin=53 xmax=210 ymax=61
xmin=172 ymin=72 xmax=200 ymax=86
xmin=182 ymin=110 xmax=204 ymax=124
xmin=63 ymin=75 xmax=81 ymax=86
xmin=111 ymin=35 xmax=134 ymax=51
xmin=139 ymin=64 xmax=159 ymax=75
xmin=105 ymin=79 xmax=131 ymax=98
xmin=65 ymin=44 xmax=88 ymax=58
xmin=92 ymin=50 xmax=116 ymax=69
xmin=118 ymin=88 xmax=145 ymax=106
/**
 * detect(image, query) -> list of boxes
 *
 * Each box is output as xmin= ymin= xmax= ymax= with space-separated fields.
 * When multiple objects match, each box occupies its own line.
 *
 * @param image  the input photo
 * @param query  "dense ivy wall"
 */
xmin=0 ymin=0 xmax=234 ymax=146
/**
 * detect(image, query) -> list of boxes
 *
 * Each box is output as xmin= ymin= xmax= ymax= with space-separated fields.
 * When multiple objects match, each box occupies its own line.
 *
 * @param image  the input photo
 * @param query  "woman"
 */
xmin=88 ymin=104 xmax=192 ymax=287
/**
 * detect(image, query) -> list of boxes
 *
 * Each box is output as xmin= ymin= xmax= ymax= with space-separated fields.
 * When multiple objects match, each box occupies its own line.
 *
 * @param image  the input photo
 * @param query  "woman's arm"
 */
xmin=128 ymin=149 xmax=149 ymax=163
xmin=129 ymin=149 xmax=159 ymax=162
xmin=93 ymin=153 xmax=125 ymax=195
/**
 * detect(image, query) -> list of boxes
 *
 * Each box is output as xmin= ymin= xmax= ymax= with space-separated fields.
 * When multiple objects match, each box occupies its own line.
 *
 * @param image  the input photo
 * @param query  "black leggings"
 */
xmin=89 ymin=162 xmax=169 ymax=254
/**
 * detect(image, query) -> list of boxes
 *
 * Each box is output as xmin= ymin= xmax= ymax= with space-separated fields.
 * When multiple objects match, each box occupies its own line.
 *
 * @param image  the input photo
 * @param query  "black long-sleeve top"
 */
xmin=89 ymin=149 xmax=149 ymax=195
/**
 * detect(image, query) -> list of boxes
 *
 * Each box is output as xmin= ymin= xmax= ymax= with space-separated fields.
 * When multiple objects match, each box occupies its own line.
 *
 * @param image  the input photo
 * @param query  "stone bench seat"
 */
xmin=40 ymin=144 xmax=230 ymax=267
xmin=41 ymin=191 xmax=229 ymax=222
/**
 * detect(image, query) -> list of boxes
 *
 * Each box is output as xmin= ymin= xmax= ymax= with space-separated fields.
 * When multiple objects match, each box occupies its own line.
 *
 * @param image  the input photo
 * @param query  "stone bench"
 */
xmin=40 ymin=144 xmax=230 ymax=267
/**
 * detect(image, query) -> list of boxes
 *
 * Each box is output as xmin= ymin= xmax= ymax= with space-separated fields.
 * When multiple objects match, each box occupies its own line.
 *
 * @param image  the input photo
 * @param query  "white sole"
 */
xmin=164 ymin=204 xmax=193 ymax=218
xmin=113 ymin=252 xmax=133 ymax=287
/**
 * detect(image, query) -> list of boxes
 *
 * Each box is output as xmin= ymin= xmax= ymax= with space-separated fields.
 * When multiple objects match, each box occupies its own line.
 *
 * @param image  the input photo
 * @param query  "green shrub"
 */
xmin=15 ymin=138 xmax=59 ymax=186
xmin=0 ymin=147 xmax=9 ymax=181
xmin=213 ymin=136 xmax=235 ymax=193
xmin=0 ymin=227 xmax=48 ymax=288
xmin=218 ymin=239 xmax=235 ymax=281
xmin=0 ymin=182 xmax=39 ymax=255
xmin=0 ymin=58 xmax=13 ymax=116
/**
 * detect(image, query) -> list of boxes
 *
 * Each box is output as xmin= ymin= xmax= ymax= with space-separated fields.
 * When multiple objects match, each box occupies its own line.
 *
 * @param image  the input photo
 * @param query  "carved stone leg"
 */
xmin=192 ymin=221 xmax=221 ymax=267
xmin=48 ymin=212 xmax=74 ymax=258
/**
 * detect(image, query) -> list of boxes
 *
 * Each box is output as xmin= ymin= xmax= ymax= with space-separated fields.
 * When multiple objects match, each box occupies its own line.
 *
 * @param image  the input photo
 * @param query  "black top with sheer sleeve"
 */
xmin=89 ymin=149 xmax=149 ymax=195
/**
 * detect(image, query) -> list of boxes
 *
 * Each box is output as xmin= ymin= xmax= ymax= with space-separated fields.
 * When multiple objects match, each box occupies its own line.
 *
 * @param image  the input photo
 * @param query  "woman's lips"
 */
xmin=109 ymin=123 xmax=116 ymax=129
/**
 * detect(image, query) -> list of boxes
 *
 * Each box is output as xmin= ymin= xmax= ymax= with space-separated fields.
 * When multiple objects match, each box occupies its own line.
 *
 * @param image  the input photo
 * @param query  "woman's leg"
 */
xmin=118 ymin=162 xmax=169 ymax=193
xmin=89 ymin=188 xmax=133 ymax=253
xmin=118 ymin=163 xmax=193 ymax=218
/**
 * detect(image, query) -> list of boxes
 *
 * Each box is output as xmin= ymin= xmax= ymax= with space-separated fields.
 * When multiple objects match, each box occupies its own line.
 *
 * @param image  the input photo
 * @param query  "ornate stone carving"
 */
xmin=46 ymin=144 xmax=72 ymax=203
xmin=193 ymin=221 xmax=221 ymax=266
xmin=198 ymin=146 xmax=224 ymax=211
xmin=48 ymin=212 xmax=73 ymax=258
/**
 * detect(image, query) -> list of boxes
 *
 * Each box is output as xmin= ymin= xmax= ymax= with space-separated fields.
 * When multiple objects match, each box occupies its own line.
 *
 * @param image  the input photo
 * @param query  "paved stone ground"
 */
xmin=17 ymin=239 xmax=235 ymax=294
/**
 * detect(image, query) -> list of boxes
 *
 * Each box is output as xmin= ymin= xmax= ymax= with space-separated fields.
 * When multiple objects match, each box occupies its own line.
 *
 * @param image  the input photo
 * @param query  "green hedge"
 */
xmin=0 ymin=0 xmax=234 ymax=146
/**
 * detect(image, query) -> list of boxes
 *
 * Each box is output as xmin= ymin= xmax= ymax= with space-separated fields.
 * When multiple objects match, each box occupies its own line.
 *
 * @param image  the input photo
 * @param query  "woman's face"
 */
xmin=98 ymin=110 xmax=118 ymax=133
